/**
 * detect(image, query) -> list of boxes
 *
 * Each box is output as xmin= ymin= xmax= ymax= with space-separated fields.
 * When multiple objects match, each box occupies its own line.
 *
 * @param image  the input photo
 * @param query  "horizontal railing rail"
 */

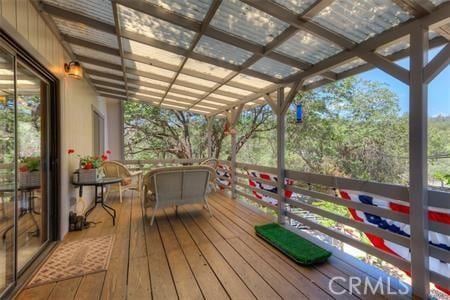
xmin=225 ymin=161 xmax=449 ymax=291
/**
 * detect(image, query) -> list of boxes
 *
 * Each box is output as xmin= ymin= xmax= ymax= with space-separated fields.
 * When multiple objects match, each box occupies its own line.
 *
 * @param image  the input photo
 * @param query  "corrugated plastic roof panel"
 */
xmin=124 ymin=59 xmax=176 ymax=78
xmin=176 ymin=73 xmax=218 ymax=88
xmin=81 ymin=63 xmax=124 ymax=76
xmin=171 ymin=84 xmax=205 ymax=96
xmin=194 ymin=36 xmax=253 ymax=65
xmin=275 ymin=30 xmax=342 ymax=64
xmin=229 ymin=74 xmax=272 ymax=89
xmin=43 ymin=0 xmax=114 ymax=24
xmin=94 ymin=84 xmax=124 ymax=92
xmin=53 ymin=17 xmax=119 ymax=49
xmin=217 ymin=85 xmax=253 ymax=96
xmin=118 ymin=5 xmax=196 ymax=49
xmin=272 ymin=0 xmax=317 ymax=14
xmin=143 ymin=0 xmax=213 ymax=21
xmin=183 ymin=58 xmax=234 ymax=78
xmin=330 ymin=57 xmax=366 ymax=73
xmin=166 ymin=92 xmax=199 ymax=101
xmin=127 ymin=73 xmax=170 ymax=87
xmin=249 ymin=57 xmax=300 ymax=79
xmin=121 ymin=39 xmax=184 ymax=66
xmin=201 ymin=99 xmax=228 ymax=106
xmin=376 ymin=31 xmax=438 ymax=56
xmin=207 ymin=93 xmax=239 ymax=102
xmin=209 ymin=0 xmax=289 ymax=45
xmin=312 ymin=0 xmax=411 ymax=43
xmin=70 ymin=44 xmax=122 ymax=65
xmin=128 ymin=83 xmax=166 ymax=94
xmin=88 ymin=75 xmax=125 ymax=85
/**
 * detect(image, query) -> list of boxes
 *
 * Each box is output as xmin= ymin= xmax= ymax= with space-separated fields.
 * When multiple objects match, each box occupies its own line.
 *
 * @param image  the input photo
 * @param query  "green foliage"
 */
xmin=286 ymin=77 xmax=409 ymax=185
xmin=20 ymin=156 xmax=40 ymax=172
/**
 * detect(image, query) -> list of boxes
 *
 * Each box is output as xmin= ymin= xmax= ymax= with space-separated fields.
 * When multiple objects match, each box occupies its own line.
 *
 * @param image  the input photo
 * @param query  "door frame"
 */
xmin=0 ymin=30 xmax=60 ymax=299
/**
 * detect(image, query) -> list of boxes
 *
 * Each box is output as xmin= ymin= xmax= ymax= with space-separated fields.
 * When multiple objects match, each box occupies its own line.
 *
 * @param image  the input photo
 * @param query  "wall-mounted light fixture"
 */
xmin=64 ymin=61 xmax=83 ymax=79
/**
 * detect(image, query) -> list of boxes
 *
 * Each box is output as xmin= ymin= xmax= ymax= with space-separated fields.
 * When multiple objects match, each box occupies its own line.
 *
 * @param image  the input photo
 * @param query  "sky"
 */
xmin=357 ymin=46 xmax=450 ymax=117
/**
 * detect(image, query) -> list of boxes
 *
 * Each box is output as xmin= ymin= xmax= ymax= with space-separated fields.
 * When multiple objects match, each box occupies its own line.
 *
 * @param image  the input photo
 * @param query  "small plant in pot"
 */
xmin=19 ymin=157 xmax=40 ymax=187
xmin=68 ymin=149 xmax=110 ymax=183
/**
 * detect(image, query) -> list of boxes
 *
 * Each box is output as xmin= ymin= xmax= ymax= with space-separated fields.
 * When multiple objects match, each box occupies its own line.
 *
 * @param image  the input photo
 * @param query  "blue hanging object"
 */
xmin=296 ymin=104 xmax=303 ymax=123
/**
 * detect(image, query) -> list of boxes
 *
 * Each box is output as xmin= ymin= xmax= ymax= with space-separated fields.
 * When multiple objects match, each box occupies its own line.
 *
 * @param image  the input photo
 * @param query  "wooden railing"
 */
xmin=219 ymin=160 xmax=450 ymax=291
xmin=117 ymin=158 xmax=205 ymax=172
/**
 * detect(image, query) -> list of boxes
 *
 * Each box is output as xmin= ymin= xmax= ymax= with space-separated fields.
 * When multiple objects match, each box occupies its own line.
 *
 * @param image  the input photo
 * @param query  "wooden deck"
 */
xmin=16 ymin=191 xmax=392 ymax=300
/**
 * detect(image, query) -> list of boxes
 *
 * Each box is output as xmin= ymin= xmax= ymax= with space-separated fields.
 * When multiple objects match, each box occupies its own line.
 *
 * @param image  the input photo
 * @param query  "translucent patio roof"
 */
xmin=39 ymin=0 xmax=450 ymax=116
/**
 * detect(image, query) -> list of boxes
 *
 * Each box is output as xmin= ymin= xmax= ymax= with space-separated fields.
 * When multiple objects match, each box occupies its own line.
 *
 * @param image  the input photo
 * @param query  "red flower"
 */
xmin=84 ymin=163 xmax=93 ymax=169
xmin=101 ymin=154 xmax=108 ymax=161
xmin=68 ymin=149 xmax=75 ymax=154
xmin=106 ymin=149 xmax=112 ymax=155
xmin=19 ymin=165 xmax=28 ymax=172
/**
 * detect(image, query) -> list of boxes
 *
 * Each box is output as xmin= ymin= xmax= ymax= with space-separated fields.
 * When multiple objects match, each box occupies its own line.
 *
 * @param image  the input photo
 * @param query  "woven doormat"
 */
xmin=28 ymin=235 xmax=114 ymax=287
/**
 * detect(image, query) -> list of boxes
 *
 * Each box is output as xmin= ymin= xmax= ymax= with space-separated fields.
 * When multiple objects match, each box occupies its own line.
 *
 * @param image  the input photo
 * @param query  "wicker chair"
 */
xmin=102 ymin=161 xmax=142 ymax=203
xmin=143 ymin=165 xmax=214 ymax=225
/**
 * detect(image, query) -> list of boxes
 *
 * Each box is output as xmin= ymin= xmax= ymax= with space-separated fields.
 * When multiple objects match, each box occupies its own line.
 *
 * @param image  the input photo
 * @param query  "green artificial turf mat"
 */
xmin=255 ymin=223 xmax=331 ymax=265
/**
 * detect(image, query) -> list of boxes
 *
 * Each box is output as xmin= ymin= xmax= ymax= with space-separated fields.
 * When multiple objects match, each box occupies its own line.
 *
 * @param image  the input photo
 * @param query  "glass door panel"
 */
xmin=16 ymin=62 xmax=49 ymax=270
xmin=0 ymin=46 xmax=15 ymax=292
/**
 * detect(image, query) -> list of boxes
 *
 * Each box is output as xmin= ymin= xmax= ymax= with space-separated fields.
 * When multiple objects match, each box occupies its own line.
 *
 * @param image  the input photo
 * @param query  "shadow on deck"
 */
xmin=16 ymin=192 xmax=396 ymax=300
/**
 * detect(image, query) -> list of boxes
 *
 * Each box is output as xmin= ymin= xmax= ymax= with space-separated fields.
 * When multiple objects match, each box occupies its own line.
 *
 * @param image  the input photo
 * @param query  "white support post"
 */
xmin=228 ymin=105 xmax=243 ymax=200
xmin=207 ymin=117 xmax=213 ymax=158
xmin=276 ymin=87 xmax=286 ymax=224
xmin=409 ymin=26 xmax=430 ymax=299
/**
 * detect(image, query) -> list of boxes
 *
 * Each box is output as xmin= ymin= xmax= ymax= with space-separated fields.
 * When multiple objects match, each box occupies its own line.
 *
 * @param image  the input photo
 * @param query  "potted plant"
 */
xmin=68 ymin=149 xmax=110 ymax=183
xmin=19 ymin=156 xmax=40 ymax=187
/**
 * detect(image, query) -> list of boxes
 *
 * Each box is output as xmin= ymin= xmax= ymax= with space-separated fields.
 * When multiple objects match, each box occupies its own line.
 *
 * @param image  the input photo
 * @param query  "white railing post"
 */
xmin=276 ymin=87 xmax=286 ymax=224
xmin=409 ymin=25 xmax=430 ymax=298
xmin=228 ymin=105 xmax=243 ymax=200
xmin=207 ymin=116 xmax=213 ymax=158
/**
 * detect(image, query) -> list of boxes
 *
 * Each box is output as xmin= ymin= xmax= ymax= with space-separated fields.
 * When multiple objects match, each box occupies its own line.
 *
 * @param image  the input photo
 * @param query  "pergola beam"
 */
xmin=281 ymin=80 xmax=304 ymax=115
xmin=158 ymin=0 xmax=223 ymax=106
xmin=263 ymin=94 xmax=279 ymax=115
xmin=357 ymin=52 xmax=410 ymax=85
xmin=112 ymin=1 xmax=130 ymax=98
xmin=239 ymin=0 xmax=355 ymax=49
xmin=423 ymin=42 xmax=450 ymax=83
xmin=114 ymin=0 xmax=322 ymax=72
xmin=283 ymin=1 xmax=450 ymax=85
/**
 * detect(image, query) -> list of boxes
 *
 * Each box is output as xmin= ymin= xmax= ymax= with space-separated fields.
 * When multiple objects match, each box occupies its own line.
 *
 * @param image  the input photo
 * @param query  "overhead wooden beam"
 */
xmin=112 ymin=1 xmax=129 ymax=98
xmin=39 ymin=2 xmax=116 ymax=34
xmin=358 ymin=52 xmax=410 ymax=85
xmin=62 ymin=35 xmax=120 ymax=56
xmin=424 ymin=42 xmax=450 ymax=83
xmin=263 ymin=94 xmax=279 ymax=115
xmin=282 ymin=1 xmax=450 ymax=84
xmin=281 ymin=80 xmax=304 ymax=115
xmin=239 ymin=0 xmax=355 ymax=49
xmin=76 ymin=55 xmax=122 ymax=71
xmin=114 ymin=0 xmax=320 ymax=71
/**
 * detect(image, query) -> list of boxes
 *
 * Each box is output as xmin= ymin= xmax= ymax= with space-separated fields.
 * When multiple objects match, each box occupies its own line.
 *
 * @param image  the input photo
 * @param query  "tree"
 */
xmin=286 ymin=77 xmax=409 ymax=184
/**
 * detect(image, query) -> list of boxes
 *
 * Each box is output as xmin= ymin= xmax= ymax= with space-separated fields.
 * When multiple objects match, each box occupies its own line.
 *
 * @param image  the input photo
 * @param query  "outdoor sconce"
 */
xmin=64 ymin=61 xmax=83 ymax=79
xmin=296 ymin=103 xmax=303 ymax=123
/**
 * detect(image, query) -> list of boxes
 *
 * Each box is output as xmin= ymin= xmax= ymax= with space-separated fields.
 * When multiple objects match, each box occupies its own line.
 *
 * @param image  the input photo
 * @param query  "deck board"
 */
xmin=16 ymin=191 xmax=393 ymax=300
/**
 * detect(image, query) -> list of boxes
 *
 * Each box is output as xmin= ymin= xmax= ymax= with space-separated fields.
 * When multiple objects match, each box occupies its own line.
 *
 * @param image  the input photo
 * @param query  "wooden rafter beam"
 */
xmin=282 ymin=1 xmax=450 ymax=84
xmin=114 ymin=0 xmax=319 ymax=71
xmin=158 ymin=0 xmax=223 ymax=106
xmin=239 ymin=0 xmax=355 ymax=49
xmin=357 ymin=52 xmax=410 ymax=84
xmin=111 ymin=1 xmax=129 ymax=98
xmin=263 ymin=94 xmax=279 ymax=115
xmin=424 ymin=41 xmax=450 ymax=83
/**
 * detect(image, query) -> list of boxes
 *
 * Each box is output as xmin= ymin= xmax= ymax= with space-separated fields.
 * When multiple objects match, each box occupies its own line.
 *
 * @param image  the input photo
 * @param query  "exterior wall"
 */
xmin=0 ymin=0 xmax=109 ymax=238
xmin=105 ymin=100 xmax=124 ymax=161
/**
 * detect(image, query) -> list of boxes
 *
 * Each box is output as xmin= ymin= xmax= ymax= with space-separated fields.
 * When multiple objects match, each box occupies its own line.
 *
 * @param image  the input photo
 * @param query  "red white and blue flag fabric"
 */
xmin=339 ymin=189 xmax=450 ymax=295
xmin=247 ymin=170 xmax=294 ymax=206
xmin=216 ymin=164 xmax=231 ymax=188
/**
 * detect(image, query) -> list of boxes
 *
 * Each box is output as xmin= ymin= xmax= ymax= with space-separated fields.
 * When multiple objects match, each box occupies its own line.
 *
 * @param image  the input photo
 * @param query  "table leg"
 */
xmin=84 ymin=185 xmax=98 ymax=219
xmin=100 ymin=184 xmax=116 ymax=225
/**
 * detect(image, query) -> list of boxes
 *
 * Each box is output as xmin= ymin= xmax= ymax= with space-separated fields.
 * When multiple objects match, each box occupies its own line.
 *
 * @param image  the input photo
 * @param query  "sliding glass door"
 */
xmin=0 ymin=35 xmax=56 ymax=296
xmin=0 ymin=43 xmax=16 ymax=294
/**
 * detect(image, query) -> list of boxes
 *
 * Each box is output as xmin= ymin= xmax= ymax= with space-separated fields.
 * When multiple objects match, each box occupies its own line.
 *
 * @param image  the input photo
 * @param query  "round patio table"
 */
xmin=72 ymin=177 xmax=122 ymax=225
xmin=0 ymin=183 xmax=41 ymax=239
